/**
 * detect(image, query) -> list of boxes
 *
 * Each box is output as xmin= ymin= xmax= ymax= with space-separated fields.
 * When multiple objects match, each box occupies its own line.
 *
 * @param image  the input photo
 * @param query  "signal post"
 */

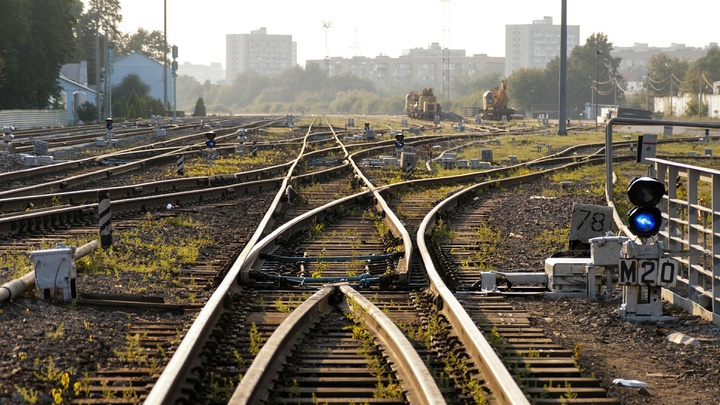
xmin=618 ymin=176 xmax=678 ymax=320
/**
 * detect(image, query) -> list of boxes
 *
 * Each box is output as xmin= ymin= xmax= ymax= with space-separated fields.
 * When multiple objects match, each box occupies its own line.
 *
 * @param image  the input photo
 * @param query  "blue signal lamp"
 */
xmin=627 ymin=176 xmax=665 ymax=238
xmin=395 ymin=133 xmax=404 ymax=148
xmin=205 ymin=131 xmax=216 ymax=147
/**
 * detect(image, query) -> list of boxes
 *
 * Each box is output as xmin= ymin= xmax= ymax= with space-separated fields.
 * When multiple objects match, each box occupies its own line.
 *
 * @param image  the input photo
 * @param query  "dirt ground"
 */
xmin=512 ymin=296 xmax=720 ymax=404
xmin=486 ymin=179 xmax=720 ymax=404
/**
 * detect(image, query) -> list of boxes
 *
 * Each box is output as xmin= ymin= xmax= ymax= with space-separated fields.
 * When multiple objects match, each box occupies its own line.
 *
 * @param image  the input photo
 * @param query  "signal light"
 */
xmin=205 ymin=131 xmax=216 ymax=148
xmin=395 ymin=133 xmax=404 ymax=148
xmin=364 ymin=122 xmax=370 ymax=132
xmin=105 ymin=117 xmax=113 ymax=131
xmin=627 ymin=176 xmax=665 ymax=238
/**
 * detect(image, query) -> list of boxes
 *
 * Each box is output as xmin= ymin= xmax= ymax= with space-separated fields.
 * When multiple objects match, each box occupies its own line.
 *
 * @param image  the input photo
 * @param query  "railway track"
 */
xmin=3 ymin=116 xmax=716 ymax=404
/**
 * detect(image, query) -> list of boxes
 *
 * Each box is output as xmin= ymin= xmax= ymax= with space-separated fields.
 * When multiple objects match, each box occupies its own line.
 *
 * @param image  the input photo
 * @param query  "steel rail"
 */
xmin=0 ymin=119 xmax=281 ymax=191
xmin=228 ymin=284 xmax=446 ymax=404
xmin=145 ymin=119 xmax=321 ymax=404
xmin=0 ymin=177 xmax=283 ymax=236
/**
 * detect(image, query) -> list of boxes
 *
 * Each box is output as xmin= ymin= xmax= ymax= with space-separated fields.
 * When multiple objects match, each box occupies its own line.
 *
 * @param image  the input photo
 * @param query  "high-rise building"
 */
xmin=505 ymin=16 xmax=580 ymax=76
xmin=226 ymin=27 xmax=297 ymax=82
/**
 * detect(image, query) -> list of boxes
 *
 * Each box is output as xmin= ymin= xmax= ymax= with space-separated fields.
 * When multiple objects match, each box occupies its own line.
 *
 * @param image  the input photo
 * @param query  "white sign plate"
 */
xmin=619 ymin=258 xmax=677 ymax=287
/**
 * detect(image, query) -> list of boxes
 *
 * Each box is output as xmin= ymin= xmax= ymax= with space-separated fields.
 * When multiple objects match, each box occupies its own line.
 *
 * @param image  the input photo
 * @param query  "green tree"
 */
xmin=113 ymin=73 xmax=150 ymax=100
xmin=646 ymin=54 xmax=689 ymax=101
xmin=0 ymin=0 xmax=77 ymax=109
xmin=222 ymin=71 xmax=270 ymax=108
xmin=682 ymin=46 xmax=720 ymax=97
xmin=77 ymin=101 xmax=98 ymax=122
xmin=73 ymin=0 xmax=122 ymax=89
xmin=567 ymin=33 xmax=624 ymax=117
xmin=684 ymin=96 xmax=707 ymax=117
xmin=507 ymin=68 xmax=550 ymax=113
xmin=117 ymin=28 xmax=167 ymax=63
xmin=194 ymin=97 xmax=206 ymax=116
xmin=110 ymin=75 xmax=162 ymax=119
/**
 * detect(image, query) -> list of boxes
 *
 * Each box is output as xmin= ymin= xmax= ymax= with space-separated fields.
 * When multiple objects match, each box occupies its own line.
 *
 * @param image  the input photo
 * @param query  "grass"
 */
xmin=533 ymin=224 xmax=570 ymax=253
xmin=71 ymin=212 xmax=212 ymax=301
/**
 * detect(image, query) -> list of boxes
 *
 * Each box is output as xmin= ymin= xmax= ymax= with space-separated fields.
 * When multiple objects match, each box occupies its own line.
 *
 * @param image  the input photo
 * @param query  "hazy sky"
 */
xmin=93 ymin=1 xmax=719 ymax=68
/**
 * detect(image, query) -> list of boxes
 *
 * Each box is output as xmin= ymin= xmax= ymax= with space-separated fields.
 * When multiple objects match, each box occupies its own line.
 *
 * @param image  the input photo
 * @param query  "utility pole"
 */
xmin=322 ymin=21 xmax=332 ymax=105
xmin=172 ymin=45 xmax=178 ymax=123
xmin=95 ymin=20 xmax=101 ymax=123
xmin=557 ymin=0 xmax=568 ymax=135
xmin=107 ymin=47 xmax=114 ymax=118
xmin=595 ymin=50 xmax=601 ymax=131
xmin=440 ymin=0 xmax=450 ymax=104
xmin=163 ymin=0 xmax=168 ymax=116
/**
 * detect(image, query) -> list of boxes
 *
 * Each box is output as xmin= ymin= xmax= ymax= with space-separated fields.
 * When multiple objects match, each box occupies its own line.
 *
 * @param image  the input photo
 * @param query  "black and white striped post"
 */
xmin=176 ymin=154 xmax=185 ymax=175
xmin=98 ymin=190 xmax=112 ymax=248
xmin=400 ymin=152 xmax=416 ymax=179
xmin=252 ymin=141 xmax=258 ymax=156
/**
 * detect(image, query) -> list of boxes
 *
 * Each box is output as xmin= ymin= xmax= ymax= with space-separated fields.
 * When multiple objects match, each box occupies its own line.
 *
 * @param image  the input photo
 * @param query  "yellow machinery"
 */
xmin=482 ymin=80 xmax=515 ymax=121
xmin=406 ymin=88 xmax=441 ymax=121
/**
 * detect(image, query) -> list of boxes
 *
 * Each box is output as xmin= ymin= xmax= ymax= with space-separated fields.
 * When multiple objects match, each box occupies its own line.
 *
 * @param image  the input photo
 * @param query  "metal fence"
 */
xmin=0 ymin=109 xmax=67 ymax=130
xmin=605 ymin=117 xmax=720 ymax=327
xmin=651 ymin=157 xmax=720 ymax=326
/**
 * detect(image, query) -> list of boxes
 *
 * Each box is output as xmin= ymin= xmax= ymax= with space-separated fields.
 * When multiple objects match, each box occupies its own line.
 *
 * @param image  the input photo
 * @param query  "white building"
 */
xmin=179 ymin=62 xmax=226 ymax=84
xmin=306 ymin=43 xmax=504 ymax=91
xmin=505 ymin=16 xmax=580 ymax=76
xmin=226 ymin=27 xmax=297 ymax=82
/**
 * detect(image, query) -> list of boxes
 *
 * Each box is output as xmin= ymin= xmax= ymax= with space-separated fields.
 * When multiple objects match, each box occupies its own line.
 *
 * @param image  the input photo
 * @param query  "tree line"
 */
xmin=2 ymin=0 xmax=719 ymax=120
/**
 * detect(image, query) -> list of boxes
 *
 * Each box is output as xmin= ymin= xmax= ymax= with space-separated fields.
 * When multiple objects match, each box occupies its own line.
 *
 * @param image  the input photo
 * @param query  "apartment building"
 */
xmin=505 ymin=16 xmax=580 ymax=76
xmin=226 ymin=27 xmax=297 ymax=82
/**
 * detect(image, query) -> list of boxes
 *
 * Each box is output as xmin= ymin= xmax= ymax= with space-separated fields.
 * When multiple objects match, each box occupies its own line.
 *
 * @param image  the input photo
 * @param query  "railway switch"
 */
xmin=627 ymin=176 xmax=665 ymax=238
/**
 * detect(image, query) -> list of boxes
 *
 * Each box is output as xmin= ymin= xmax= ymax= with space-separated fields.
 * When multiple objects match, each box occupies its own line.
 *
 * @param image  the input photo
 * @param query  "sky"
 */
xmin=90 ymin=0 xmax=720 ymax=68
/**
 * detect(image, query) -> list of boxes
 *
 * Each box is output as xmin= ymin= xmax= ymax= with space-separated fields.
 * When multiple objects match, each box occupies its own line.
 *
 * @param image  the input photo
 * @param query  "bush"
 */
xmin=76 ymin=101 xmax=98 ymax=123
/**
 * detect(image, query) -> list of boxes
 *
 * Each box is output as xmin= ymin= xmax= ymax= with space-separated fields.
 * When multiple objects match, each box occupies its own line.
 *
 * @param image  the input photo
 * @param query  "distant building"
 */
xmin=179 ymin=62 xmax=226 ymax=84
xmin=112 ymin=53 xmax=174 ymax=106
xmin=58 ymin=73 xmax=96 ymax=125
xmin=612 ymin=42 xmax=718 ymax=81
xmin=61 ymin=61 xmax=89 ymax=87
xmin=505 ymin=16 xmax=580 ymax=76
xmin=226 ymin=27 xmax=297 ymax=82
xmin=306 ymin=42 xmax=504 ymax=91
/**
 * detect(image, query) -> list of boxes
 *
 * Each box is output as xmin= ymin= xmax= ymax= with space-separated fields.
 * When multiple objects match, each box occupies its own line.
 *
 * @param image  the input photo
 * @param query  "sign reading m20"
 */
xmin=619 ymin=258 xmax=677 ymax=287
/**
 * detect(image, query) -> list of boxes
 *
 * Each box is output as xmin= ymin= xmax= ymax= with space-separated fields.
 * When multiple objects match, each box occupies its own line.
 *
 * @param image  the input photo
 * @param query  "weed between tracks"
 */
xmin=344 ymin=298 xmax=404 ymax=400
xmin=5 ymin=210 xmax=214 ymax=403
xmin=73 ymin=212 xmax=211 ymax=299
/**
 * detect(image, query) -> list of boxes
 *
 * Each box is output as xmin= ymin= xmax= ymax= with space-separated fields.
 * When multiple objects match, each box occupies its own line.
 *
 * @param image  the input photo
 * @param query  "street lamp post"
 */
xmin=595 ymin=50 xmax=601 ymax=131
